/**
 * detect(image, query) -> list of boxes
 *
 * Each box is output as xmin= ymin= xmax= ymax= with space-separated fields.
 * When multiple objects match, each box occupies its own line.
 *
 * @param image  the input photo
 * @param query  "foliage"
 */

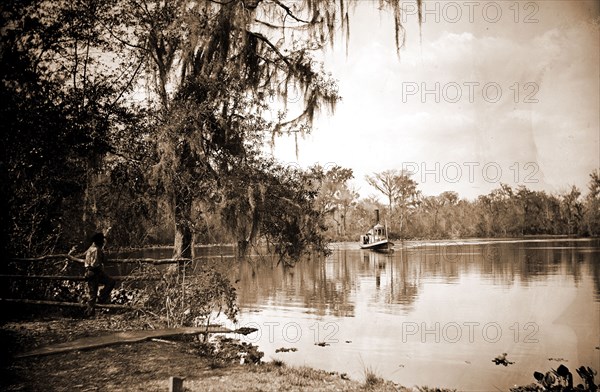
xmin=259 ymin=163 xmax=331 ymax=264
xmin=13 ymin=0 xmax=597 ymax=262
xmin=365 ymin=170 xmax=420 ymax=237
xmin=1 ymin=0 xmax=150 ymax=257
xmin=218 ymin=156 xmax=277 ymax=255
xmin=189 ymin=336 xmax=264 ymax=367
xmin=345 ymin=171 xmax=600 ymax=241
xmin=111 ymin=0 xmax=351 ymax=259
xmin=362 ymin=365 xmax=385 ymax=389
xmin=83 ymin=151 xmax=161 ymax=248
xmin=216 ymin=157 xmax=331 ymax=261
xmin=122 ymin=264 xmax=238 ymax=328
xmin=509 ymin=364 xmax=598 ymax=392
xmin=3 ymin=0 xmax=423 ymax=265
xmin=312 ymin=165 xmax=358 ymax=239
xmin=583 ymin=170 xmax=600 ymax=236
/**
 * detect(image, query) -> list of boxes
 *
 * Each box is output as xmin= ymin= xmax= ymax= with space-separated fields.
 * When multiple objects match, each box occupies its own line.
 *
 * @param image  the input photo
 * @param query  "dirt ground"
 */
xmin=0 ymin=310 xmax=409 ymax=392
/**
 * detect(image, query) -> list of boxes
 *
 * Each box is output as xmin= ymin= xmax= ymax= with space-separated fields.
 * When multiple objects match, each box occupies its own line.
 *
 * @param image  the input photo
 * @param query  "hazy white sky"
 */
xmin=266 ymin=0 xmax=600 ymax=201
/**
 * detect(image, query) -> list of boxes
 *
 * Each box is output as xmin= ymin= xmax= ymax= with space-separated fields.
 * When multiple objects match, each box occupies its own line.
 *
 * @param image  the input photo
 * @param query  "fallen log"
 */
xmin=15 ymin=325 xmax=258 ymax=358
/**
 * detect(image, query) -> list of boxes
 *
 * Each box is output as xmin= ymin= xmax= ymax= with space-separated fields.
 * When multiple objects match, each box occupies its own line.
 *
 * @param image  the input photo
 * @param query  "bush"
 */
xmin=189 ymin=336 xmax=264 ymax=367
xmin=122 ymin=263 xmax=238 ymax=327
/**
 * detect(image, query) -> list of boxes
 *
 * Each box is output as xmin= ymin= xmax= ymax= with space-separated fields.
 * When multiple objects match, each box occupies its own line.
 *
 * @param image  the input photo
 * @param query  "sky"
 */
xmin=265 ymin=0 xmax=600 ymax=201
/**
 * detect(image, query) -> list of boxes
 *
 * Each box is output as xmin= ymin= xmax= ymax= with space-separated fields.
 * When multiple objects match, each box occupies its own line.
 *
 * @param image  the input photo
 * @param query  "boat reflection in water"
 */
xmin=122 ymin=239 xmax=600 ymax=391
xmin=231 ymin=239 xmax=600 ymax=391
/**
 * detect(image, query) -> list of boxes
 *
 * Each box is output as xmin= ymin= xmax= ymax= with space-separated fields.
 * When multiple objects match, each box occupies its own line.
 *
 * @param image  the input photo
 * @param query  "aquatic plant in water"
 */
xmin=510 ymin=363 xmax=598 ymax=391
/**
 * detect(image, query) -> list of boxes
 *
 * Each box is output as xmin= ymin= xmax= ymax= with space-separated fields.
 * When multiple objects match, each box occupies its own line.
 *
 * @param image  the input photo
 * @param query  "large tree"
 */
xmin=366 ymin=169 xmax=419 ymax=236
xmin=312 ymin=165 xmax=356 ymax=236
xmin=420 ymin=191 xmax=459 ymax=238
xmin=366 ymin=170 xmax=401 ymax=217
xmin=560 ymin=185 xmax=583 ymax=236
xmin=112 ymin=0 xmax=421 ymax=259
xmin=2 ymin=0 xmax=422 ymax=260
xmin=583 ymin=170 xmax=600 ymax=236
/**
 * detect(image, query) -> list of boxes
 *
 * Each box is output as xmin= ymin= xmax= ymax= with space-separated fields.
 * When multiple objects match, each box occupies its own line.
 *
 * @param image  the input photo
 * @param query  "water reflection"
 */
xmin=118 ymin=239 xmax=600 ymax=390
xmin=116 ymin=239 xmax=600 ymax=313
xmin=232 ymin=239 xmax=599 ymax=390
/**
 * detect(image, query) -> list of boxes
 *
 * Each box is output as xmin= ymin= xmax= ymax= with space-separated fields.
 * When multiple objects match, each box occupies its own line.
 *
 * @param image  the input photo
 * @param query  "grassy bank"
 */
xmin=0 ymin=313 xmax=455 ymax=392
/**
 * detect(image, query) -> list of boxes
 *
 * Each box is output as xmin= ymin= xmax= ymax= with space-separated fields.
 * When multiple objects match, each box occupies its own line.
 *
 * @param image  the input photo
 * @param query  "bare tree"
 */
xmin=366 ymin=169 xmax=419 ymax=236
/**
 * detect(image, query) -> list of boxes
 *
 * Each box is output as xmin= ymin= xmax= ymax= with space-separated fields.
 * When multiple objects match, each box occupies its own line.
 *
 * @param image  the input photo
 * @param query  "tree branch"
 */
xmin=207 ymin=0 xmax=236 ymax=5
xmin=254 ymin=18 xmax=311 ymax=30
xmin=248 ymin=31 xmax=291 ymax=67
xmin=272 ymin=0 xmax=311 ymax=24
xmin=109 ymin=56 xmax=145 ymax=108
xmin=98 ymin=18 xmax=147 ymax=52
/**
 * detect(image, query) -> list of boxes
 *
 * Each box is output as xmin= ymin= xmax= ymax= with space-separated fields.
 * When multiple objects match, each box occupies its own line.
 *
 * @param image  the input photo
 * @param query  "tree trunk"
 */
xmin=399 ymin=211 xmax=404 ymax=238
xmin=173 ymin=186 xmax=193 ymax=261
xmin=172 ymin=188 xmax=193 ymax=276
xmin=237 ymin=239 xmax=249 ymax=257
xmin=172 ymin=140 xmax=195 ymax=269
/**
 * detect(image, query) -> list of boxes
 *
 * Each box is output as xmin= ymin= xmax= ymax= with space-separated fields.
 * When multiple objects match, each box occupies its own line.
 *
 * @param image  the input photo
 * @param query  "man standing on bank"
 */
xmin=84 ymin=229 xmax=115 ymax=316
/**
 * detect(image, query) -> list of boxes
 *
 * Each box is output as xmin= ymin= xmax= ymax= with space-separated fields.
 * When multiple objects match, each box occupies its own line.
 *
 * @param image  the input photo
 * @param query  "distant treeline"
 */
xmin=320 ymin=168 xmax=600 ymax=241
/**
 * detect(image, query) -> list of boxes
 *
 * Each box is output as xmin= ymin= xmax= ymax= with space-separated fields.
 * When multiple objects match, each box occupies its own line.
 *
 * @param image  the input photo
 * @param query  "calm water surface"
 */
xmin=123 ymin=239 xmax=600 ymax=391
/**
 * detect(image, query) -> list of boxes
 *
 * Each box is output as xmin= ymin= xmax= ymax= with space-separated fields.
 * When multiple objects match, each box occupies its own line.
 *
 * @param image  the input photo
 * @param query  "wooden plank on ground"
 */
xmin=15 ymin=326 xmax=256 ymax=358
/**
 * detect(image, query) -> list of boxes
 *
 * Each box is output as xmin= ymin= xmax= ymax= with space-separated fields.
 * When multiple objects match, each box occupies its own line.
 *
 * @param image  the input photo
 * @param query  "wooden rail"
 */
xmin=3 ymin=255 xmax=193 ymax=310
xmin=0 ymin=298 xmax=137 ymax=309
xmin=10 ymin=255 xmax=192 ymax=265
xmin=0 ymin=274 xmax=160 ymax=281
xmin=3 ymin=256 xmax=169 ymax=310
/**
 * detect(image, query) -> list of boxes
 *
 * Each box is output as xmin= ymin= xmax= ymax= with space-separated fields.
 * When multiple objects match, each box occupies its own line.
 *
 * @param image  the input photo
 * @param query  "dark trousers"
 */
xmin=85 ymin=267 xmax=115 ymax=312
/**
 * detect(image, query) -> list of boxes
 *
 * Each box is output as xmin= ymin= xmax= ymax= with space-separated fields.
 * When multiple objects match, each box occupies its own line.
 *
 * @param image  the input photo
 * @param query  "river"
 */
xmin=118 ymin=238 xmax=600 ymax=391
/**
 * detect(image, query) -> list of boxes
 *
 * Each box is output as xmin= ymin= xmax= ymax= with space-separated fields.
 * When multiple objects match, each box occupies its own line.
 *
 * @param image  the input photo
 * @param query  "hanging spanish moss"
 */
xmin=117 ymin=0 xmax=422 ymax=260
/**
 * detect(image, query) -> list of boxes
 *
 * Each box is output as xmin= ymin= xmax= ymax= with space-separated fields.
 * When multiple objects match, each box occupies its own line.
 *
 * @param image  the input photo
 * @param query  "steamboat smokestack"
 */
xmin=375 ymin=209 xmax=380 ymax=224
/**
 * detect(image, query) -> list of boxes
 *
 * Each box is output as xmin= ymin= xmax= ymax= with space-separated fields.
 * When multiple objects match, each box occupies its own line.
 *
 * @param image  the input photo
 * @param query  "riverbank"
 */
xmin=1 ymin=313 xmax=455 ymax=392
